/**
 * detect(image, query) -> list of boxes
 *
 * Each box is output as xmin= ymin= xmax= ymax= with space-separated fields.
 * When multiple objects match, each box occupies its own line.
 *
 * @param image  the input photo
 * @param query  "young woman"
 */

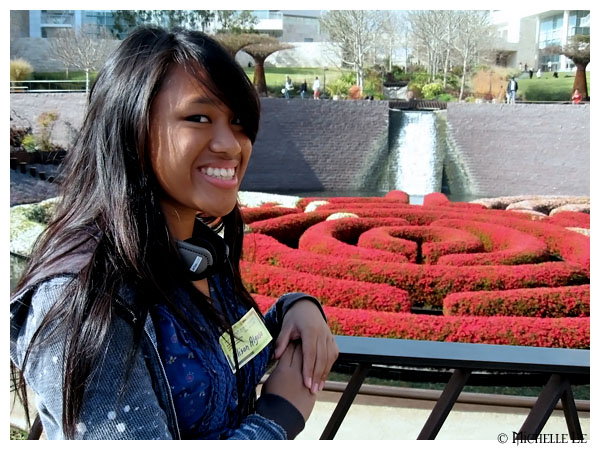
xmin=10 ymin=26 xmax=338 ymax=440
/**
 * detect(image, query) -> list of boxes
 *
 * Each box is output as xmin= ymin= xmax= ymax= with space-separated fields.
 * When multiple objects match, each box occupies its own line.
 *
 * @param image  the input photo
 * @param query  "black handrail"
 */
xmin=321 ymin=336 xmax=589 ymax=440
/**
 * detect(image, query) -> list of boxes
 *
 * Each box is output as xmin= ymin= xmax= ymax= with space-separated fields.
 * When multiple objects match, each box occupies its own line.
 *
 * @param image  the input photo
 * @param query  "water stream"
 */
xmin=387 ymin=109 xmax=446 ymax=196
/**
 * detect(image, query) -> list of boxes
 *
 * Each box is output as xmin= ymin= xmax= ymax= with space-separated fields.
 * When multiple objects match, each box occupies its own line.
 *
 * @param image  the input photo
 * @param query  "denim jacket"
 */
xmin=10 ymin=274 xmax=323 ymax=440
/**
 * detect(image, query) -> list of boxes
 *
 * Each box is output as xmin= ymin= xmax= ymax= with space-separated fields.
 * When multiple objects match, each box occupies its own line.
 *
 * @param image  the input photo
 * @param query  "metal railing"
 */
xmin=321 ymin=336 xmax=589 ymax=440
xmin=10 ymin=80 xmax=87 ymax=93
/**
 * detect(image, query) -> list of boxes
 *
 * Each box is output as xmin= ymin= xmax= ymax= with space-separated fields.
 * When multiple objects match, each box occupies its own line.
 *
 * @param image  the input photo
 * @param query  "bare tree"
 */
xmin=48 ymin=25 xmax=115 ymax=93
xmin=242 ymin=37 xmax=294 ymax=96
xmin=545 ymin=34 xmax=590 ymax=100
xmin=452 ymin=11 xmax=495 ymax=101
xmin=380 ymin=11 xmax=408 ymax=72
xmin=407 ymin=11 xmax=447 ymax=81
xmin=320 ymin=10 xmax=385 ymax=90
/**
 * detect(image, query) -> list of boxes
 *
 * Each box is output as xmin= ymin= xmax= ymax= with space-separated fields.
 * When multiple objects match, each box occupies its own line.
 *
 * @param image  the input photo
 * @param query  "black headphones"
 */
xmin=175 ymin=217 xmax=229 ymax=281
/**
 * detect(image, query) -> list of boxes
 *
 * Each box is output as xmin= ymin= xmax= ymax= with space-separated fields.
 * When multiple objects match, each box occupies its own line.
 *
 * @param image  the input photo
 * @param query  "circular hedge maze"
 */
xmin=241 ymin=191 xmax=590 ymax=349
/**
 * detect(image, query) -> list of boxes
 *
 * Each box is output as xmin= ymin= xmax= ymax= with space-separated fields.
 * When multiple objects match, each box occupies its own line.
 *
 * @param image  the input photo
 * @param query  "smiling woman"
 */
xmin=10 ymin=26 xmax=337 ymax=440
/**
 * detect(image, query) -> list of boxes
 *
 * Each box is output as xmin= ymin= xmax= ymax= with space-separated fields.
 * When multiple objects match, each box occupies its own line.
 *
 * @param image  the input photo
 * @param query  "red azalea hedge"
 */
xmin=243 ymin=192 xmax=590 ymax=348
xmin=241 ymin=206 xmax=302 ymax=224
xmin=545 ymin=211 xmax=590 ymax=229
xmin=430 ymin=219 xmax=549 ymax=266
xmin=296 ymin=195 xmax=407 ymax=210
xmin=241 ymin=261 xmax=411 ymax=312
xmin=443 ymin=285 xmax=590 ymax=318
xmin=303 ymin=203 xmax=589 ymax=274
xmin=298 ymin=218 xmax=410 ymax=263
xmin=253 ymin=294 xmax=589 ymax=349
xmin=356 ymin=225 xmax=484 ymax=263
xmin=243 ymin=233 xmax=588 ymax=307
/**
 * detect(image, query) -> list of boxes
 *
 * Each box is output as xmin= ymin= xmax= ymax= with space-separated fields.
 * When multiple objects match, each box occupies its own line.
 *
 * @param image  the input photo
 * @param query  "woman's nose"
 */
xmin=209 ymin=122 xmax=241 ymax=155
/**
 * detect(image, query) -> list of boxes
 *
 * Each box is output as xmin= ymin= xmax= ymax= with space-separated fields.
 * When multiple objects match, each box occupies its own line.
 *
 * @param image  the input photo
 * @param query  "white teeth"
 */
xmin=201 ymin=167 xmax=235 ymax=180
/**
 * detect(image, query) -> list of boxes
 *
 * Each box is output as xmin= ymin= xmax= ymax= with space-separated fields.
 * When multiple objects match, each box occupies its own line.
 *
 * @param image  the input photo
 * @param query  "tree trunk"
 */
xmin=252 ymin=57 xmax=268 ymax=97
xmin=573 ymin=63 xmax=589 ymax=100
xmin=459 ymin=55 xmax=468 ymax=101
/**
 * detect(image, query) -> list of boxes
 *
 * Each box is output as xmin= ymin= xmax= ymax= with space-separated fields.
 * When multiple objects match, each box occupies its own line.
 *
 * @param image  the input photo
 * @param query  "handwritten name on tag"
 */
xmin=219 ymin=308 xmax=272 ymax=373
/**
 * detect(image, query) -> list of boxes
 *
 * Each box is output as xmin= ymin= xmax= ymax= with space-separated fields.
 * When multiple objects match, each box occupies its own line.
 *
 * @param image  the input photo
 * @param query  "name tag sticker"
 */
xmin=219 ymin=309 xmax=272 ymax=373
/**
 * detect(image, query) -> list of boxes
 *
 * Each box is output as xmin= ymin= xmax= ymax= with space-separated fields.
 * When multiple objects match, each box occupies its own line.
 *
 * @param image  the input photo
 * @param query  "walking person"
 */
xmin=10 ymin=26 xmax=338 ymax=440
xmin=312 ymin=76 xmax=321 ymax=99
xmin=299 ymin=80 xmax=307 ymax=99
xmin=507 ymin=76 xmax=518 ymax=104
xmin=284 ymin=75 xmax=293 ymax=99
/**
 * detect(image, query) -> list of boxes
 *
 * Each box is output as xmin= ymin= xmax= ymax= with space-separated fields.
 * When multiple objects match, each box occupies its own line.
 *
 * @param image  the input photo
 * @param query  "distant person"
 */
xmin=524 ymin=63 xmax=528 ymax=72
xmin=299 ymin=80 xmax=307 ymax=99
xmin=284 ymin=75 xmax=293 ymax=99
xmin=571 ymin=89 xmax=582 ymax=104
xmin=529 ymin=69 xmax=534 ymax=79
xmin=553 ymin=72 xmax=559 ymax=78
xmin=536 ymin=68 xmax=542 ymax=79
xmin=547 ymin=61 xmax=552 ymax=72
xmin=312 ymin=76 xmax=321 ymax=99
xmin=506 ymin=76 xmax=518 ymax=104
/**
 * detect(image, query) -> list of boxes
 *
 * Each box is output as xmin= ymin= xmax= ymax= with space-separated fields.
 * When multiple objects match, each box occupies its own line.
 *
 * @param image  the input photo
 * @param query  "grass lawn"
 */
xmin=243 ymin=66 xmax=348 ymax=93
xmin=517 ymin=71 xmax=590 ymax=101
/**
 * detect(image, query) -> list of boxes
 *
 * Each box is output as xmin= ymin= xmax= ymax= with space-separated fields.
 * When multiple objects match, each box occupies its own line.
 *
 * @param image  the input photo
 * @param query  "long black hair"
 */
xmin=12 ymin=26 xmax=261 ymax=439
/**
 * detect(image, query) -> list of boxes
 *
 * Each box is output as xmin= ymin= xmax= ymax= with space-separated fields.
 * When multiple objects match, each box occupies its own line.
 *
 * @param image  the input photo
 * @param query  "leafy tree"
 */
xmin=545 ymin=34 xmax=590 ymax=100
xmin=215 ymin=10 xmax=258 ymax=33
xmin=242 ymin=37 xmax=294 ymax=96
xmin=214 ymin=32 xmax=266 ymax=59
xmin=113 ymin=10 xmax=215 ymax=35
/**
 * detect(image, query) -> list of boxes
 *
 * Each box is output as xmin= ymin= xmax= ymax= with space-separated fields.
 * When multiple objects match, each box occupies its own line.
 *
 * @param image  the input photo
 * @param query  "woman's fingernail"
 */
xmin=319 ymin=381 xmax=325 ymax=391
xmin=312 ymin=383 xmax=319 ymax=393
xmin=307 ymin=377 xmax=312 ymax=390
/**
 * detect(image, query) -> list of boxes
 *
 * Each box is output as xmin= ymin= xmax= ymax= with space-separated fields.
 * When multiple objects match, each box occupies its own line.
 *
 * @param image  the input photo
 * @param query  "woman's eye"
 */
xmin=187 ymin=115 xmax=210 ymax=123
xmin=231 ymin=117 xmax=243 ymax=126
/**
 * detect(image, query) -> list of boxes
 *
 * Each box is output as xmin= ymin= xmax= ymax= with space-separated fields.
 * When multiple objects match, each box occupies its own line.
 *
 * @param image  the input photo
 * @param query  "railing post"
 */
xmin=417 ymin=368 xmax=471 ymax=439
xmin=519 ymin=374 xmax=579 ymax=439
xmin=320 ymin=362 xmax=371 ymax=440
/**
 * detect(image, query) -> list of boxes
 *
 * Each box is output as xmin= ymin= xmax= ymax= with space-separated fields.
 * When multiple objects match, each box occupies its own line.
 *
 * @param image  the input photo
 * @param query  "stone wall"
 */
xmin=10 ymin=93 xmax=590 ymax=197
xmin=445 ymin=103 xmax=590 ymax=197
xmin=244 ymin=98 xmax=389 ymax=192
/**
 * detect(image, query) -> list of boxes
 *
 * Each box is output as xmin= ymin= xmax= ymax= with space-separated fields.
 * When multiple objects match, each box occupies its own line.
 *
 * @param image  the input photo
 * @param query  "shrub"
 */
xmin=242 ymin=262 xmax=411 ymax=312
xmin=243 ymin=233 xmax=588 ymax=307
xmin=421 ymin=82 xmax=444 ymax=100
xmin=10 ymin=126 xmax=31 ymax=148
xmin=21 ymin=134 xmax=37 ymax=152
xmin=253 ymin=295 xmax=589 ymax=348
xmin=523 ymin=83 xmax=571 ymax=102
xmin=348 ymin=85 xmax=362 ymax=99
xmin=37 ymin=112 xmax=60 ymax=151
xmin=10 ymin=59 xmax=33 ymax=81
xmin=241 ymin=206 xmax=301 ymax=224
xmin=443 ymin=285 xmax=590 ymax=318
xmin=326 ymin=78 xmax=352 ymax=98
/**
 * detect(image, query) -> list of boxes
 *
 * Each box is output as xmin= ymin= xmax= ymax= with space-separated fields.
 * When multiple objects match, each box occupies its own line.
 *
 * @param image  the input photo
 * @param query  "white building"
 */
xmin=491 ymin=9 xmax=590 ymax=72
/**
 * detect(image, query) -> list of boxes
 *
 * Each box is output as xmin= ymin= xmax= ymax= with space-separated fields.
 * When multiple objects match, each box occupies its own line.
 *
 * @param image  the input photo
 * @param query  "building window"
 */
xmin=539 ymin=13 xmax=563 ymax=49
xmin=568 ymin=10 xmax=590 ymax=36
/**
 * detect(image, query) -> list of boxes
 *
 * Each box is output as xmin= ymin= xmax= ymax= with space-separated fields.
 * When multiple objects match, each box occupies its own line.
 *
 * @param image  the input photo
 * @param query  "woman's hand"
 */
xmin=275 ymin=300 xmax=339 ymax=394
xmin=261 ymin=342 xmax=316 ymax=421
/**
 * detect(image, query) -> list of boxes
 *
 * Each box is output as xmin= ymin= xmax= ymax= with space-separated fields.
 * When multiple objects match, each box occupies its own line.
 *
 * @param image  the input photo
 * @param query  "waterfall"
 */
xmin=388 ymin=109 xmax=446 ymax=196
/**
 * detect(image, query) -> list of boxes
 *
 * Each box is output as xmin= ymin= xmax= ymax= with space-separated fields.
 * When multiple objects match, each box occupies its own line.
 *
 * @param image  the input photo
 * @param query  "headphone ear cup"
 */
xmin=176 ymin=240 xmax=215 ymax=280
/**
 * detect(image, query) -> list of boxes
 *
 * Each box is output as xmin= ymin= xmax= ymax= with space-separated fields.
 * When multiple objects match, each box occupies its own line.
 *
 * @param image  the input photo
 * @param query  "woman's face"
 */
xmin=148 ymin=65 xmax=252 ymax=229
